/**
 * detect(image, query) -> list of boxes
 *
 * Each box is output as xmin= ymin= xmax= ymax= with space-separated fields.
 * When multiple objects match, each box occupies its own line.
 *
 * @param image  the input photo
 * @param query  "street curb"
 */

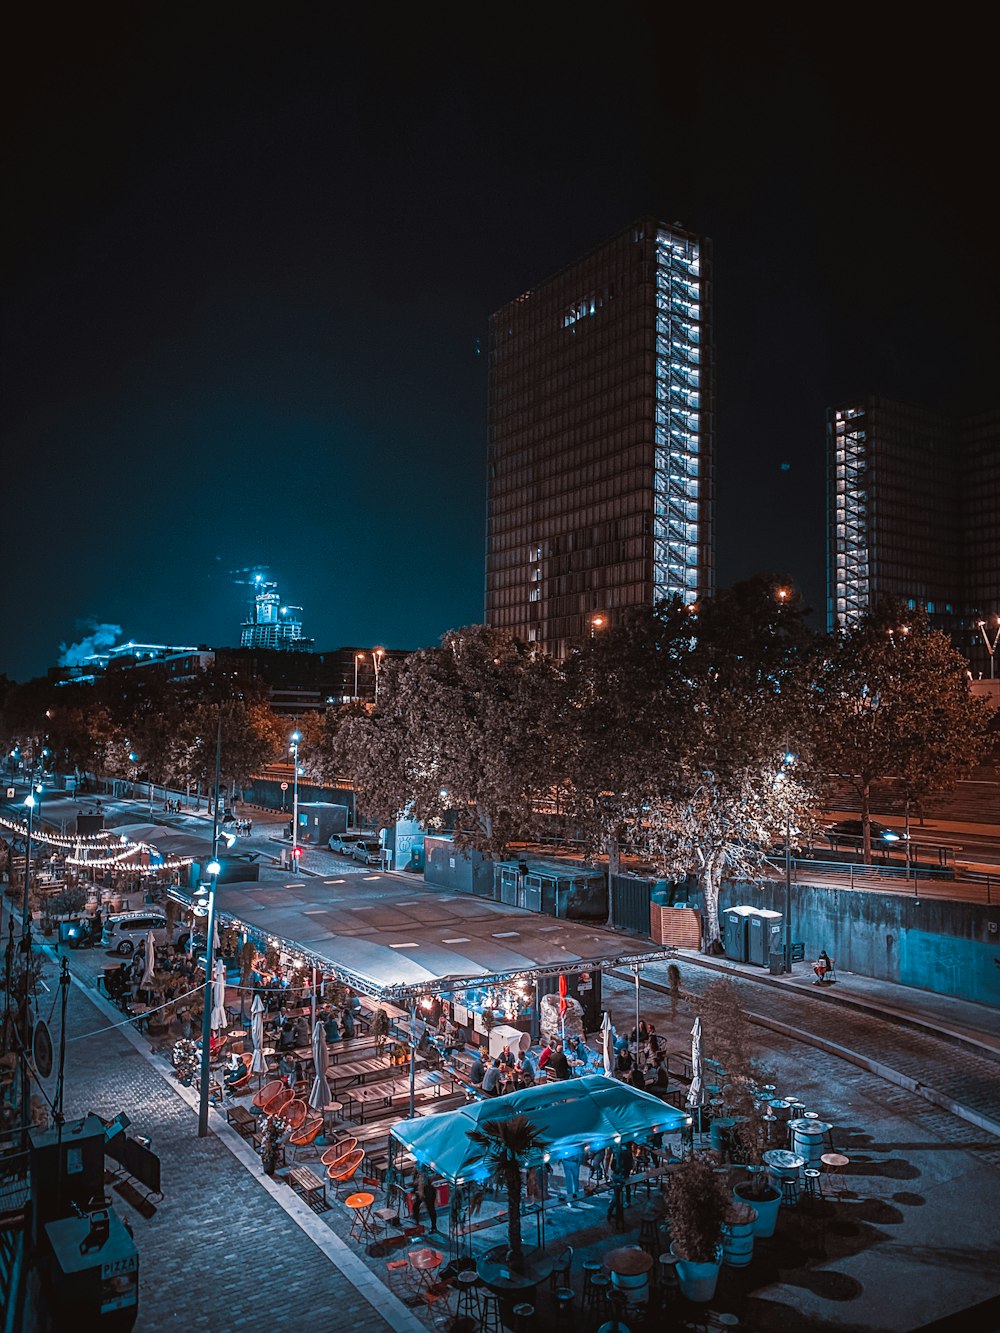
xmin=608 ymin=963 xmax=1000 ymax=1143
xmin=677 ymin=952 xmax=1000 ymax=1061
xmin=42 ymin=944 xmax=424 ymax=1333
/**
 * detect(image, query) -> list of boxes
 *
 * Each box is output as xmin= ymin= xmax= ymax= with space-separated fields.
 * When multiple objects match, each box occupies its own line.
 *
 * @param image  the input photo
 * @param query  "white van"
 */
xmin=101 ymin=910 xmax=172 ymax=955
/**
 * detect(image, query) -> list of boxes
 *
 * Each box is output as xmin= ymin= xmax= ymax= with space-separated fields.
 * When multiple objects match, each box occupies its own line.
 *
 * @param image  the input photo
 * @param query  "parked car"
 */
xmin=101 ymin=910 xmax=174 ymax=955
xmin=328 ymin=834 xmax=353 ymax=856
xmin=351 ymin=838 xmax=383 ymax=866
xmin=826 ymin=819 xmax=908 ymax=847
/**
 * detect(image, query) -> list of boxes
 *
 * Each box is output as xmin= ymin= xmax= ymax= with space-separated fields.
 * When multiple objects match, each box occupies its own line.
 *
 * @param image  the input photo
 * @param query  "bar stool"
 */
xmin=453 ymin=1270 xmax=480 ymax=1326
xmin=512 ymin=1302 xmax=535 ymax=1332
xmin=821 ymin=1151 xmax=850 ymax=1196
xmin=478 ymin=1290 xmax=503 ymax=1333
xmin=779 ymin=1174 xmax=800 ymax=1206
xmin=582 ymin=1260 xmax=604 ymax=1306
xmin=803 ymin=1168 xmax=823 ymax=1203
xmin=585 ymin=1272 xmax=610 ymax=1311
xmin=638 ymin=1208 xmax=659 ymax=1257
xmin=553 ymin=1287 xmax=576 ymax=1323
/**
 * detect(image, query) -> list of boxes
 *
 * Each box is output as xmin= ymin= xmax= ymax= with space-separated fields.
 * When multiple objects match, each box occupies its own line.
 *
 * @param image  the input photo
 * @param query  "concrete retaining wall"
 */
xmin=718 ymin=880 xmax=1000 ymax=1008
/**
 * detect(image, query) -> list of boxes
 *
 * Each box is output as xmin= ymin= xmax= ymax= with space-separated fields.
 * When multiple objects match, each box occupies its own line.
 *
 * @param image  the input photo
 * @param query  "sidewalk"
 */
xmin=673 ymin=949 xmax=1000 ymax=1058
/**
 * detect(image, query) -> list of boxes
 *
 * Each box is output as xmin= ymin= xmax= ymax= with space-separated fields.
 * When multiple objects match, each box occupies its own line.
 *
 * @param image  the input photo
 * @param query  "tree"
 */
xmin=812 ymin=605 xmax=992 ymax=862
xmin=466 ymin=1113 xmax=543 ymax=1272
xmin=559 ymin=604 xmax=691 ymax=890
xmin=338 ymin=626 xmax=561 ymax=855
xmin=170 ymin=670 xmax=284 ymax=803
xmin=635 ymin=579 xmax=820 ymax=950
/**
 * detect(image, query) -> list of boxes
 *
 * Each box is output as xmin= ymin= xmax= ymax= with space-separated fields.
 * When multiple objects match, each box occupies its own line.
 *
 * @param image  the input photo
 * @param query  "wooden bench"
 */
xmin=445 ymin=1066 xmax=486 ymax=1100
xmin=287 ymin=1165 xmax=328 ymax=1211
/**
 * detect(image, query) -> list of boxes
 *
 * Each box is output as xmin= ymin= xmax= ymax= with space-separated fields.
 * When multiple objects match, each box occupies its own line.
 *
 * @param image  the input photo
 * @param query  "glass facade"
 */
xmin=486 ymin=218 xmax=714 ymax=657
xmin=826 ymin=396 xmax=999 ymax=673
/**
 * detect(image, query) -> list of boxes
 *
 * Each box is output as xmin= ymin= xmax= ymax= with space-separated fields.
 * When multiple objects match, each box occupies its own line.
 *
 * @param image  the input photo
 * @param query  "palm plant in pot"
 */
xmin=467 ymin=1113 xmax=542 ymax=1275
xmin=666 ymin=1152 xmax=731 ymax=1302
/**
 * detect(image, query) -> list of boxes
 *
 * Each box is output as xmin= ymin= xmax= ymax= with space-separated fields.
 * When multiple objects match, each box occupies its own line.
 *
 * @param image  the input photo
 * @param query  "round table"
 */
xmin=604 ymin=1245 xmax=653 ymax=1307
xmin=763 ymin=1148 xmax=805 ymax=1178
xmin=408 ymin=1247 xmax=444 ymax=1292
xmin=821 ymin=1151 xmax=850 ymax=1192
xmin=322 ymin=1101 xmax=344 ymax=1134
xmin=788 ymin=1118 xmax=833 ymax=1164
xmin=477 ymin=1246 xmax=554 ymax=1323
xmin=345 ymin=1191 xmax=375 ymax=1243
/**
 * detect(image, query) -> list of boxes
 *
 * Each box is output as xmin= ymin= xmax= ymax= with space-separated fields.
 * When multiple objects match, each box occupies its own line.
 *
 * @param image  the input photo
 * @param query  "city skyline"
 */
xmin=4 ymin=12 xmax=996 ymax=681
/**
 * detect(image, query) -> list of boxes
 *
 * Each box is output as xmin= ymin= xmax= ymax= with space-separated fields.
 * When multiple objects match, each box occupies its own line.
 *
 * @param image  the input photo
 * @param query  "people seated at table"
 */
xmin=278 ymin=1052 xmax=296 ymax=1083
xmin=324 ymin=1012 xmax=341 ymax=1043
xmin=646 ymin=1023 xmax=661 ymax=1056
xmin=416 ymin=1028 xmax=435 ymax=1058
xmin=481 ymin=1059 xmax=503 ymax=1096
xmin=616 ymin=1046 xmax=634 ymax=1076
xmin=547 ymin=1042 xmax=571 ymax=1081
xmin=498 ymin=1042 xmax=515 ymax=1069
xmin=224 ymin=1052 xmax=248 ymax=1086
xmin=341 ymin=1006 xmax=356 ymax=1040
xmin=469 ymin=1051 xmax=485 ymax=1086
xmin=648 ymin=1053 xmax=670 ymax=1093
xmin=292 ymin=1016 xmax=310 ymax=1048
xmin=628 ymin=1064 xmax=646 ymax=1091
xmin=278 ymin=1020 xmax=297 ymax=1051
xmin=514 ymin=1051 xmax=535 ymax=1087
xmin=537 ymin=1042 xmax=552 ymax=1071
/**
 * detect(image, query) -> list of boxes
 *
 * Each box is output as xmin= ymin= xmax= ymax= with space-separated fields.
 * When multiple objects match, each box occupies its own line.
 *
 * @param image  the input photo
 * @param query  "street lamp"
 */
xmin=589 ymin=614 xmax=606 ymax=638
xmin=197 ymin=718 xmax=223 ymax=1138
xmin=778 ymin=749 xmax=796 ymax=973
xmin=290 ymin=731 xmax=302 ymax=873
xmin=372 ymin=648 xmax=385 ymax=702
xmin=354 ymin=652 xmax=364 ymax=701
xmin=977 ymin=616 xmax=1000 ymax=679
xmin=19 ymin=789 xmax=39 ymax=1144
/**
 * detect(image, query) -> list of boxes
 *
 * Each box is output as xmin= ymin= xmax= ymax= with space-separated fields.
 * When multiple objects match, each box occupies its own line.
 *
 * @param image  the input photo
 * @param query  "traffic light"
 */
xmin=291 ymin=846 xmax=302 ymax=861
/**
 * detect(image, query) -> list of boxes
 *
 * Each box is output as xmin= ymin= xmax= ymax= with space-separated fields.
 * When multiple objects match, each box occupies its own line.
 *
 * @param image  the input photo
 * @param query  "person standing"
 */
xmin=562 ymin=1149 xmax=582 ymax=1207
xmin=412 ymin=1169 xmax=438 ymax=1233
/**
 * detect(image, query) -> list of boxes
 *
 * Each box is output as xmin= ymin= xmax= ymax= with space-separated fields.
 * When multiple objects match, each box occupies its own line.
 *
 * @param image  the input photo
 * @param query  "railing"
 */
xmin=766 ymin=856 xmax=994 ymax=905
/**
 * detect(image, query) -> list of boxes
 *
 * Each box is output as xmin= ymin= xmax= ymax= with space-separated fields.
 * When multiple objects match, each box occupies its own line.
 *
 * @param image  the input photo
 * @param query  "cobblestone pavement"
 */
xmin=24 ymin=935 xmax=407 ymax=1333
xmin=607 ymin=958 xmax=1000 ymax=1158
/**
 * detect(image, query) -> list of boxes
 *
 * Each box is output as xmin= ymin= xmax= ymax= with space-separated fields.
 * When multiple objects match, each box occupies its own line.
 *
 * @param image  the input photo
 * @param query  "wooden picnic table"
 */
xmin=226 ymin=1105 xmax=256 ymax=1140
xmin=328 ymin=1056 xmax=397 ymax=1094
xmin=342 ymin=1084 xmax=394 ymax=1124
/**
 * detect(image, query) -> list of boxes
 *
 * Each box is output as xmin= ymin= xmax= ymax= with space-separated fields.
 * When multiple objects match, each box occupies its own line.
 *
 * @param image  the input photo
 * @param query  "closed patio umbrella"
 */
xmin=308 ymin=1019 xmax=331 ymax=1111
xmin=140 ymin=930 xmax=156 ymax=993
xmin=601 ymin=1009 xmax=614 ymax=1077
xmin=210 ymin=958 xmax=228 ymax=1032
xmin=686 ymin=1016 xmax=704 ymax=1132
xmin=249 ymin=994 xmax=267 ymax=1081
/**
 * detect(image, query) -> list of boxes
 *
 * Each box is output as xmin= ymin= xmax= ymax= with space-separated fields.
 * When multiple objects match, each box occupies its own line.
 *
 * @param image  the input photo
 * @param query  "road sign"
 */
xmin=280 ymin=782 xmax=288 ymax=791
xmin=6 ymin=788 xmax=14 ymax=799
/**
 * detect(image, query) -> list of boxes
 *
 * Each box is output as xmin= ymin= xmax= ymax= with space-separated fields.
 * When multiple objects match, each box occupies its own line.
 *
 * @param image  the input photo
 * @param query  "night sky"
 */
xmin=4 ymin=10 xmax=996 ymax=682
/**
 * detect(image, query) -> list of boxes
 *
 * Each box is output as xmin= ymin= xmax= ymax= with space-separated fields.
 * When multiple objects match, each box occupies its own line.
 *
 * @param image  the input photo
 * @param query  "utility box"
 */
xmin=297 ymin=801 xmax=349 ymax=845
xmin=43 ymin=1211 xmax=139 ymax=1329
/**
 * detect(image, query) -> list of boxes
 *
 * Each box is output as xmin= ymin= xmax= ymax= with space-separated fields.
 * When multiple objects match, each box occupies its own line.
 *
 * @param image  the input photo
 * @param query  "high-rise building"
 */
xmin=486 ymin=217 xmax=714 ymax=657
xmin=827 ymin=396 xmax=999 ymax=674
xmin=240 ymin=574 xmax=313 ymax=651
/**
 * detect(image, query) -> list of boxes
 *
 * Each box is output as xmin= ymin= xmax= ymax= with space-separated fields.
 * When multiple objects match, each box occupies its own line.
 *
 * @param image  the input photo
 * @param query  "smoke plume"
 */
xmin=58 ymin=621 xmax=123 ymax=667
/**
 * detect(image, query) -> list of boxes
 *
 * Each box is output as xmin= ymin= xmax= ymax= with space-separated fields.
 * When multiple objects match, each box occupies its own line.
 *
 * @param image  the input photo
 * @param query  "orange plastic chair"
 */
xmin=283 ymin=1099 xmax=308 ymax=1131
xmin=289 ymin=1113 xmax=324 ymax=1161
xmin=321 ymin=1137 xmax=358 ymax=1169
xmin=252 ymin=1080 xmax=283 ymax=1111
xmin=328 ymin=1148 xmax=364 ymax=1196
xmin=264 ymin=1087 xmax=294 ymax=1117
xmin=227 ymin=1065 xmax=253 ymax=1095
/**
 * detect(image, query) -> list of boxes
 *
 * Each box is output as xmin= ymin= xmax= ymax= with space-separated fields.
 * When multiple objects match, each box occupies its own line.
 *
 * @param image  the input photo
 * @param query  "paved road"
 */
xmin=605 ymin=958 xmax=1000 ymax=1164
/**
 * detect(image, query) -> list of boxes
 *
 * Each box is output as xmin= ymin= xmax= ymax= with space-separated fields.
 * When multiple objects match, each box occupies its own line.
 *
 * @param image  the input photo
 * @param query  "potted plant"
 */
xmin=259 ymin=1112 xmax=287 ymax=1176
xmin=730 ymin=1102 xmax=782 ymax=1237
xmin=467 ymin=1113 xmax=543 ymax=1275
xmin=667 ymin=1152 xmax=731 ymax=1301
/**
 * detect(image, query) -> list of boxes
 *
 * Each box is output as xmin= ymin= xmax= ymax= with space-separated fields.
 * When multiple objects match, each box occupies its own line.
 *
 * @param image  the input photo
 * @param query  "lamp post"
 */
xmin=354 ymin=652 xmax=364 ymax=701
xmin=197 ymin=719 xmax=223 ymax=1138
xmin=290 ymin=731 xmax=302 ymax=874
xmin=589 ymin=614 xmax=606 ymax=638
xmin=778 ymin=750 xmax=796 ymax=973
xmin=372 ymin=648 xmax=384 ymax=702
xmin=19 ymin=789 xmax=38 ymax=1146
xmin=977 ymin=616 xmax=1000 ymax=679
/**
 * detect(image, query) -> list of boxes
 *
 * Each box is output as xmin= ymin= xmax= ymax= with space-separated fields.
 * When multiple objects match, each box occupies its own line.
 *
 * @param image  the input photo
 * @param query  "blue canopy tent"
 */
xmin=391 ymin=1074 xmax=689 ymax=1184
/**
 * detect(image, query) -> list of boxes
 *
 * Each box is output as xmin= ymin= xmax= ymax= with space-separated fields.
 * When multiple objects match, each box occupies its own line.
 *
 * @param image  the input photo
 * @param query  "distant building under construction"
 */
xmin=240 ymin=574 xmax=313 ymax=651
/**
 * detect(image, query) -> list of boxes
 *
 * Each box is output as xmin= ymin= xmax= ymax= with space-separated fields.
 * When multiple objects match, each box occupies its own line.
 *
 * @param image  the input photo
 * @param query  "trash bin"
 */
xmin=769 ymin=954 xmax=785 ymax=976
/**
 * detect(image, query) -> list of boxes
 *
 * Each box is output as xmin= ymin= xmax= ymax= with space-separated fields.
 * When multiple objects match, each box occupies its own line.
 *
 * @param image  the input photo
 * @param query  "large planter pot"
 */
xmin=722 ymin=1203 xmax=757 ymax=1267
xmin=670 ymin=1245 xmax=722 ymax=1303
xmin=733 ymin=1181 xmax=781 ymax=1238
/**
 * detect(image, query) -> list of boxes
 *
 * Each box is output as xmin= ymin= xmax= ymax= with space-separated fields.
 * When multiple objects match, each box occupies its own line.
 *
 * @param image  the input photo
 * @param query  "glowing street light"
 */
xmin=589 ymin=614 xmax=606 ymax=638
xmin=372 ymin=648 xmax=385 ymax=702
xmin=354 ymin=651 xmax=364 ymax=701
xmin=977 ymin=615 xmax=999 ymax=679
xmin=290 ymin=731 xmax=302 ymax=873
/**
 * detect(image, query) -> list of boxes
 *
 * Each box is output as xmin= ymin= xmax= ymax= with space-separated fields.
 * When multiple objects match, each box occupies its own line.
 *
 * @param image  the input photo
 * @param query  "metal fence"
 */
xmin=768 ymin=855 xmax=995 ymax=905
